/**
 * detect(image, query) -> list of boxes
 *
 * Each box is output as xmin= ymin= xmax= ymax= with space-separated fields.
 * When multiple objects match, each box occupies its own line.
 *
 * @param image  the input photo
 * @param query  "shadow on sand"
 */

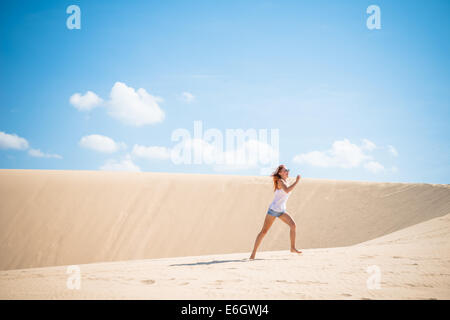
xmin=169 ymin=258 xmax=289 ymax=267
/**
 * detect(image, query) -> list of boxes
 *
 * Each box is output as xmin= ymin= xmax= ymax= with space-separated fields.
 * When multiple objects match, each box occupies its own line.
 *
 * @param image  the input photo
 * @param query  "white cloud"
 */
xmin=171 ymin=137 xmax=279 ymax=172
xmin=0 ymin=131 xmax=62 ymax=159
xmin=99 ymin=154 xmax=141 ymax=172
xmin=70 ymin=82 xmax=165 ymax=127
xmin=1 ymin=131 xmax=62 ymax=160
xmin=361 ymin=138 xmax=376 ymax=151
xmin=388 ymin=145 xmax=399 ymax=157
xmin=0 ymin=131 xmax=29 ymax=150
xmin=216 ymin=139 xmax=279 ymax=171
xmin=79 ymin=134 xmax=126 ymax=153
xmin=131 ymin=144 xmax=171 ymax=160
xmin=181 ymin=91 xmax=195 ymax=103
xmin=293 ymin=138 xmax=391 ymax=174
xmin=293 ymin=139 xmax=371 ymax=168
xmin=107 ymin=82 xmax=165 ymax=127
xmin=364 ymin=161 xmax=385 ymax=173
xmin=179 ymin=138 xmax=219 ymax=165
xmin=69 ymin=91 xmax=103 ymax=111
xmin=28 ymin=148 xmax=62 ymax=159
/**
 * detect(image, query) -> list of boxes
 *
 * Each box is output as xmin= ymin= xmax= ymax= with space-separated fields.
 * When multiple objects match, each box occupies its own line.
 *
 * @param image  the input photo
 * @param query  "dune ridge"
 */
xmin=0 ymin=169 xmax=449 ymax=271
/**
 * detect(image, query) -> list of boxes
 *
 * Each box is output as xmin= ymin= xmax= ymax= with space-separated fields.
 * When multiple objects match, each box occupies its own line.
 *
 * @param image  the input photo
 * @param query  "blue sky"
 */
xmin=0 ymin=0 xmax=449 ymax=183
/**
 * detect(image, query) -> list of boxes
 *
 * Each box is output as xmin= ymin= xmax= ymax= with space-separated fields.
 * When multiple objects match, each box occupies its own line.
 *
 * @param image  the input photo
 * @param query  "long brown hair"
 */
xmin=271 ymin=164 xmax=286 ymax=191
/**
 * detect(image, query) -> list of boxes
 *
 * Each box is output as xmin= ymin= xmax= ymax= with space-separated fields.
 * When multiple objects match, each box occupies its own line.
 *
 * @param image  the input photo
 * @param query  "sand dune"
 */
xmin=0 ymin=169 xmax=449 ymax=272
xmin=0 ymin=213 xmax=449 ymax=299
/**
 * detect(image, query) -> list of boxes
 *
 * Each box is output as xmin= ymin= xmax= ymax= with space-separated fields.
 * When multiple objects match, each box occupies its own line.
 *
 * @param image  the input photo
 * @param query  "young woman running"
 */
xmin=249 ymin=164 xmax=302 ymax=260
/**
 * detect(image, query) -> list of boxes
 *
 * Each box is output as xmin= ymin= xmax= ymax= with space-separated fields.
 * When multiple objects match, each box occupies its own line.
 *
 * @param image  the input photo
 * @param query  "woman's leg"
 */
xmin=278 ymin=212 xmax=302 ymax=254
xmin=249 ymin=214 xmax=276 ymax=259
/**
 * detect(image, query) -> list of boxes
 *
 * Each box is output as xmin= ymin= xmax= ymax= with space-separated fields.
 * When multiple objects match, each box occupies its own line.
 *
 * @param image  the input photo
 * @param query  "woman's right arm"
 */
xmin=279 ymin=175 xmax=301 ymax=193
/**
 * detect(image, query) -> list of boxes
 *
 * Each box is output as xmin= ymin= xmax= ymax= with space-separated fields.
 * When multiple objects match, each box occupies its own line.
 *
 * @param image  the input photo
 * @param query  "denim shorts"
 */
xmin=267 ymin=208 xmax=285 ymax=217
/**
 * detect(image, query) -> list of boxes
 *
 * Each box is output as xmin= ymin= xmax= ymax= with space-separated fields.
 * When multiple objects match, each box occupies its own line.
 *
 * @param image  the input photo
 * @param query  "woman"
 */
xmin=249 ymin=164 xmax=302 ymax=260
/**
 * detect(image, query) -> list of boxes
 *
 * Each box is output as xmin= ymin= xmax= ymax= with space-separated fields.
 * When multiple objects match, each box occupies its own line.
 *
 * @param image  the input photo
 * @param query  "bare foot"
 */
xmin=249 ymin=253 xmax=256 ymax=260
xmin=290 ymin=248 xmax=302 ymax=254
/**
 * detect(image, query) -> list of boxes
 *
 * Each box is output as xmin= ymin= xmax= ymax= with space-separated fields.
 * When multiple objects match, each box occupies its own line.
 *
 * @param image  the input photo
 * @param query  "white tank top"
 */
xmin=269 ymin=187 xmax=291 ymax=212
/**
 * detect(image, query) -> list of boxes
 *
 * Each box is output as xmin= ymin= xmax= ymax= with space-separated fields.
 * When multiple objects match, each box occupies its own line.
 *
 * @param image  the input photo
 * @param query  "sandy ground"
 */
xmin=1 ymin=169 xmax=449 ymax=271
xmin=0 ymin=169 xmax=449 ymax=299
xmin=0 ymin=213 xmax=449 ymax=299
